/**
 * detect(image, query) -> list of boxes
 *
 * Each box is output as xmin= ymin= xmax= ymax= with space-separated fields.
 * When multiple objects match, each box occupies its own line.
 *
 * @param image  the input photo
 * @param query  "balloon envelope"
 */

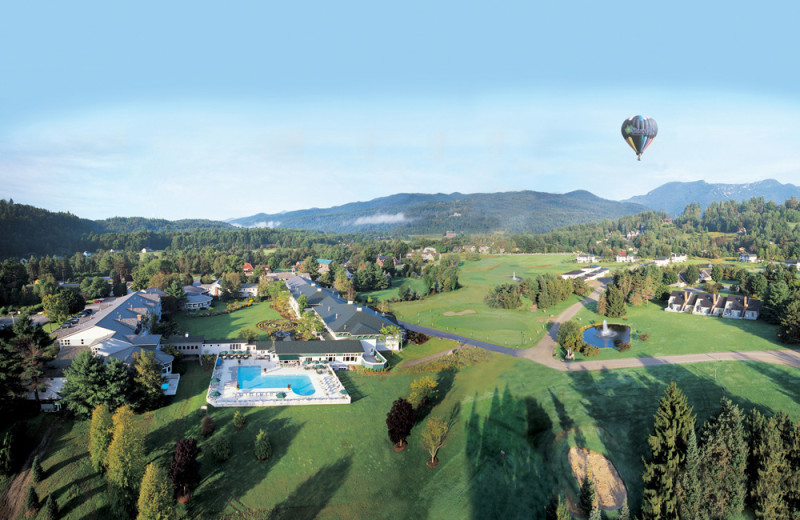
xmin=621 ymin=115 xmax=657 ymax=160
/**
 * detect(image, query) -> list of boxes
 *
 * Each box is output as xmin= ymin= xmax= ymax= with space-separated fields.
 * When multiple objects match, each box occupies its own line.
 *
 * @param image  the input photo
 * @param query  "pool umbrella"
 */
xmin=340 ymin=389 xmax=348 ymax=395
xmin=210 ymin=378 xmax=220 ymax=383
xmin=210 ymin=391 xmax=221 ymax=397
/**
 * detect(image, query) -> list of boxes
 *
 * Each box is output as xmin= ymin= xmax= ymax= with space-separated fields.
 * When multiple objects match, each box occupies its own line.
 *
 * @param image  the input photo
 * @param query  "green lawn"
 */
xmin=566 ymin=300 xmax=786 ymax=361
xmin=359 ymin=277 xmax=427 ymax=303
xmin=30 ymin=354 xmax=800 ymax=519
xmin=172 ymin=301 xmax=283 ymax=340
xmin=389 ymin=255 xmax=586 ymax=348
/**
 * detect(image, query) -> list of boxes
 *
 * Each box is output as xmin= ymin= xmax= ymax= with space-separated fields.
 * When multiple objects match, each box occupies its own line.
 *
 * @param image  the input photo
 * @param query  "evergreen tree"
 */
xmin=60 ymin=350 xmax=107 ymax=418
xmin=763 ymin=280 xmax=789 ymax=324
xmin=618 ymin=497 xmax=630 ymax=520
xmin=641 ymin=381 xmax=695 ymax=520
xmin=750 ymin=414 xmax=789 ymax=518
xmin=696 ymin=398 xmax=748 ymax=517
xmin=580 ymin=468 xmax=597 ymax=514
xmin=555 ymin=494 xmax=572 ymax=520
xmin=24 ymin=484 xmax=39 ymax=515
xmin=31 ymin=455 xmax=43 ymax=483
xmin=588 ymin=506 xmax=602 ymax=520
xmin=42 ymin=494 xmax=58 ymax=520
xmin=137 ymin=463 xmax=176 ymax=520
xmin=676 ymin=428 xmax=701 ymax=519
xmin=605 ymin=286 xmax=626 ymax=318
xmin=168 ymin=438 xmax=201 ymax=497
xmin=254 ymin=429 xmax=272 ymax=461
xmin=89 ymin=403 xmax=114 ymax=473
xmin=106 ymin=405 xmax=146 ymax=515
xmin=778 ymin=300 xmax=800 ymax=344
xmin=132 ymin=351 xmax=163 ymax=411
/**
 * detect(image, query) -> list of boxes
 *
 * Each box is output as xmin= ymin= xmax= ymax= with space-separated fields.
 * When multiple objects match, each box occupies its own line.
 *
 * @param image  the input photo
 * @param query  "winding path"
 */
xmin=400 ymin=283 xmax=800 ymax=372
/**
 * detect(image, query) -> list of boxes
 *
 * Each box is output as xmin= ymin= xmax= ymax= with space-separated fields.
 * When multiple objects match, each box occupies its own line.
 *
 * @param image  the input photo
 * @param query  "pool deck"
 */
xmin=206 ymin=356 xmax=351 ymax=407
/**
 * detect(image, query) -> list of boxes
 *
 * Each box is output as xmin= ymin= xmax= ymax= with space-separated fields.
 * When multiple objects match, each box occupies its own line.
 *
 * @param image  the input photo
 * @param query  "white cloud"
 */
xmin=353 ymin=213 xmax=409 ymax=225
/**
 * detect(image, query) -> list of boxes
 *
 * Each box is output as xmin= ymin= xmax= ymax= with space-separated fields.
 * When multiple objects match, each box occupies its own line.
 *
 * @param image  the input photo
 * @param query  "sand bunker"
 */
xmin=567 ymin=447 xmax=627 ymax=510
xmin=443 ymin=309 xmax=477 ymax=316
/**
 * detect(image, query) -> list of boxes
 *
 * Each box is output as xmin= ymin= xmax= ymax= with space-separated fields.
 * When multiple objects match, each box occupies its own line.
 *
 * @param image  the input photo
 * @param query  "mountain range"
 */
xmin=227 ymin=190 xmax=648 ymax=235
xmin=623 ymin=179 xmax=800 ymax=215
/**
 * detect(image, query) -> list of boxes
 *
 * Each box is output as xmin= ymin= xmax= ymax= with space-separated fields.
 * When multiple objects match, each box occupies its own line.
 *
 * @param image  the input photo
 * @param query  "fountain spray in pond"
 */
xmin=598 ymin=320 xmax=616 ymax=338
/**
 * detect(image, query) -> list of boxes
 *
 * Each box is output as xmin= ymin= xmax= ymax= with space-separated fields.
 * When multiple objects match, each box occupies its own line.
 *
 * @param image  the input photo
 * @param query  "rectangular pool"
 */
xmin=237 ymin=367 xmax=316 ymax=396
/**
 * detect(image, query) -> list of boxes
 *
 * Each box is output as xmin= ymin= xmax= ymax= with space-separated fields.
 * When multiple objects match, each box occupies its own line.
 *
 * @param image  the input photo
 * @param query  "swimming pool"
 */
xmin=237 ymin=367 xmax=316 ymax=396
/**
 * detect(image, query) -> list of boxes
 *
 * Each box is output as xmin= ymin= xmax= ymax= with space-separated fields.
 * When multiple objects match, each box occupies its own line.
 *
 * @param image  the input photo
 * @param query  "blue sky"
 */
xmin=1 ymin=1 xmax=799 ymax=220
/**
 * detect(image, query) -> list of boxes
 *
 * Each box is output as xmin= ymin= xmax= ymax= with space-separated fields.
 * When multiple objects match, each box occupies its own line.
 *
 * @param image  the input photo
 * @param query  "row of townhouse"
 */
xmin=665 ymin=291 xmax=761 ymax=320
xmin=284 ymin=276 xmax=403 ymax=351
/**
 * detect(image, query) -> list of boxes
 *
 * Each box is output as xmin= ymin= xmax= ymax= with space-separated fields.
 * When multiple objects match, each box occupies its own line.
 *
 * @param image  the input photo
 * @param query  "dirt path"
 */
xmin=401 ymin=281 xmax=800 ymax=373
xmin=0 ymin=418 xmax=62 ymax=519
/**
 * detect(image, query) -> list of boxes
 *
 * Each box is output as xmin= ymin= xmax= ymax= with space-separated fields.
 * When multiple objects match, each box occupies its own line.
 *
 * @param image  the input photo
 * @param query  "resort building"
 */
xmin=615 ymin=253 xmax=639 ymax=263
xmin=785 ymin=259 xmax=800 ymax=270
xmin=576 ymin=254 xmax=598 ymax=263
xmin=560 ymin=265 xmax=606 ymax=281
xmin=665 ymin=291 xmax=761 ymax=320
xmin=284 ymin=276 xmax=403 ymax=350
xmin=740 ymin=253 xmax=758 ymax=263
xmin=183 ymin=292 xmax=213 ymax=310
xmin=163 ymin=334 xmax=388 ymax=370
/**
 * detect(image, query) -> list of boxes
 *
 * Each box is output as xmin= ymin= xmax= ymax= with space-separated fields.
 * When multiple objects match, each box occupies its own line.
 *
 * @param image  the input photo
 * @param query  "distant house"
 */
xmin=183 ymin=293 xmax=212 ymax=310
xmin=576 ymin=254 xmax=598 ymax=263
xmin=26 ymin=377 xmax=66 ymax=412
xmin=615 ymin=252 xmax=638 ymax=263
xmin=662 ymin=218 xmax=673 ymax=224
xmin=561 ymin=265 xmax=605 ymax=281
xmin=699 ymin=268 xmax=713 ymax=282
xmin=238 ymin=284 xmax=258 ymax=298
xmin=82 ymin=251 xmax=92 ymax=257
xmin=785 ymin=259 xmax=800 ymax=270
xmin=316 ymin=259 xmax=333 ymax=273
xmin=740 ymin=253 xmax=758 ymax=263
xmin=141 ymin=247 xmax=154 ymax=253
xmin=654 ymin=257 xmax=670 ymax=267
xmin=444 ymin=231 xmax=457 ymax=238
xmin=670 ymin=253 xmax=688 ymax=263
xmin=243 ymin=263 xmax=254 ymax=276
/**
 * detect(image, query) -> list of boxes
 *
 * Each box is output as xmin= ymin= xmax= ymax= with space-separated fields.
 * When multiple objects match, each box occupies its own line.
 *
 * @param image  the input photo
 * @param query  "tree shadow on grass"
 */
xmin=570 ymin=363 xmax=765 ymax=515
xmin=738 ymin=360 xmax=800 ymax=410
xmin=416 ymin=368 xmax=456 ymax=424
xmin=466 ymin=387 xmax=553 ymax=519
xmin=267 ymin=455 xmax=352 ymax=520
xmin=191 ymin=417 xmax=305 ymax=517
xmin=45 ymin=451 xmax=88 ymax=476
xmin=335 ymin=372 xmax=365 ymax=403
xmin=57 ymin=479 xmax=106 ymax=518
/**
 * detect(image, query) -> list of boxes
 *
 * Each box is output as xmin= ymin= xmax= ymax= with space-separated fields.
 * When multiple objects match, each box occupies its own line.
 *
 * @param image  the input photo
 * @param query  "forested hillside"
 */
xmin=228 ymin=190 xmax=647 ymax=234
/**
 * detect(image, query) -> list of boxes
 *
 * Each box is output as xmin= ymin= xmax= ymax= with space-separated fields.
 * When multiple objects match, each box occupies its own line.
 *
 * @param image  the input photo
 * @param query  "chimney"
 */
xmin=712 ymin=294 xmax=718 ymax=307
xmin=683 ymin=291 xmax=688 ymax=301
xmin=137 ymin=314 xmax=142 ymax=322
xmin=744 ymin=296 xmax=748 ymax=307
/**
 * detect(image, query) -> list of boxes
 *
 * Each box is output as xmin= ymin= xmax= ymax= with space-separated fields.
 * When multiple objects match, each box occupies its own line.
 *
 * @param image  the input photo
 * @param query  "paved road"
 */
xmin=401 ymin=282 xmax=800 ymax=373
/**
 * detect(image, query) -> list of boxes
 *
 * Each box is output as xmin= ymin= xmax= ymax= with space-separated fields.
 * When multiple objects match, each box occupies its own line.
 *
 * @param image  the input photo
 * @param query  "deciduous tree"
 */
xmin=169 ymin=438 xmax=201 ymax=498
xmin=137 ymin=463 xmax=176 ymax=520
xmin=89 ymin=404 xmax=114 ymax=473
xmin=420 ymin=416 xmax=449 ymax=466
xmin=386 ymin=398 xmax=416 ymax=449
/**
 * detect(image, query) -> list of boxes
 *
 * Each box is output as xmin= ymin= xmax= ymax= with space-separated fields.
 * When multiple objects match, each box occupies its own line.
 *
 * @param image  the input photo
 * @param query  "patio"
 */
xmin=206 ymin=354 xmax=351 ymax=407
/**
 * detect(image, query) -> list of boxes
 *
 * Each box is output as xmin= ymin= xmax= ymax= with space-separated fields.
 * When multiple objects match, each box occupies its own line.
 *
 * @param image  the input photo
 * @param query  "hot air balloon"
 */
xmin=621 ymin=115 xmax=657 ymax=161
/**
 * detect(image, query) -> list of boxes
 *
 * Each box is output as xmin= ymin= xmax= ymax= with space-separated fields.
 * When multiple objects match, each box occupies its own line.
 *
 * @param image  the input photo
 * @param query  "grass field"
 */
xmin=172 ymin=301 xmax=283 ymax=340
xmin=30 ymin=353 xmax=800 ymax=519
xmin=566 ymin=299 xmax=785 ymax=361
xmin=388 ymin=255 xmax=585 ymax=348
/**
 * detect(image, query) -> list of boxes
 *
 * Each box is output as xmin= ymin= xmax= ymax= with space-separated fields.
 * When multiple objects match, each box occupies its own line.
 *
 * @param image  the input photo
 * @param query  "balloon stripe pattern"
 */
xmin=621 ymin=115 xmax=658 ymax=160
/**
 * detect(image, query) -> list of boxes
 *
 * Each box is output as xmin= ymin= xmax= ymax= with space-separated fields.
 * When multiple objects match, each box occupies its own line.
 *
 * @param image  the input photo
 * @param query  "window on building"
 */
xmin=343 ymin=354 xmax=358 ymax=362
xmin=326 ymin=354 xmax=336 ymax=361
xmin=62 ymin=340 xmax=70 ymax=346
xmin=81 ymin=339 xmax=84 ymax=345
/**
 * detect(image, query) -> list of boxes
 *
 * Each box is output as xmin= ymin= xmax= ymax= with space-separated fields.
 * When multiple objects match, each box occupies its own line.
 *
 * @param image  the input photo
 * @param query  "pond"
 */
xmin=582 ymin=323 xmax=631 ymax=349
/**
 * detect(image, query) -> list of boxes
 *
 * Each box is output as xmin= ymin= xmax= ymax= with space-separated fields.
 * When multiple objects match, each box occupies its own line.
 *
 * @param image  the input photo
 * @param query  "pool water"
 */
xmin=237 ymin=367 xmax=316 ymax=396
